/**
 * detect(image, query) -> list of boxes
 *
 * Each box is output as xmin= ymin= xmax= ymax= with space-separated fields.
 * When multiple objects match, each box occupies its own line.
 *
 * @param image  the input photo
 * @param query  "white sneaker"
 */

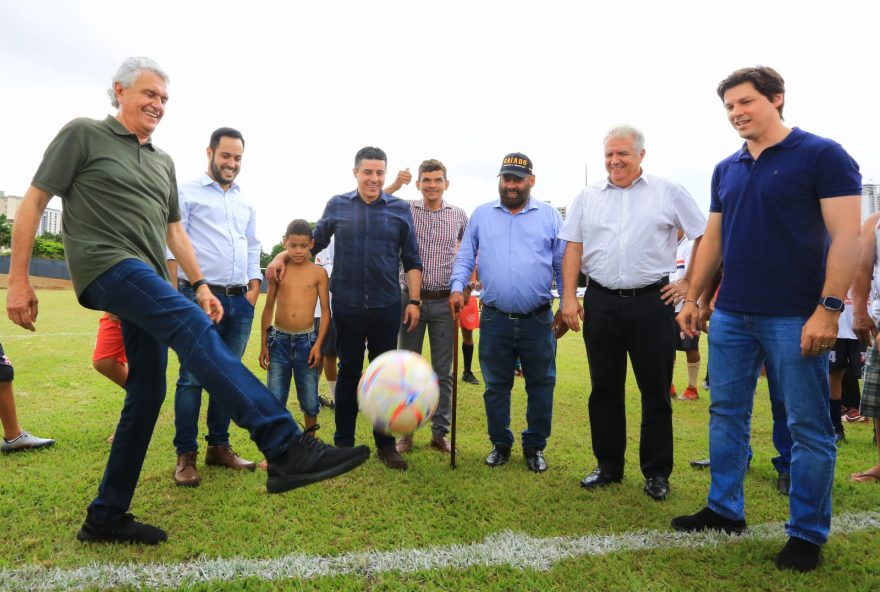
xmin=1 ymin=430 xmax=55 ymax=453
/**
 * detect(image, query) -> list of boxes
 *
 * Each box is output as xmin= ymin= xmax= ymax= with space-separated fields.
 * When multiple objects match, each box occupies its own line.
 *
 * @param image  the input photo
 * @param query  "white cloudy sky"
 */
xmin=1 ymin=0 xmax=877 ymax=247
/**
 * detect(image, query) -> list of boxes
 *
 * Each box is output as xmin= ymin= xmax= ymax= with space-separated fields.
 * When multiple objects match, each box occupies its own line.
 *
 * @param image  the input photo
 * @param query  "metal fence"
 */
xmin=0 ymin=256 xmax=71 ymax=279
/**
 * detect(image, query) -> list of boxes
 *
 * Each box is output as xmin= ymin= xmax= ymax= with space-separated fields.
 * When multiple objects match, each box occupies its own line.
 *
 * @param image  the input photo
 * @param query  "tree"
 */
xmin=0 ymin=214 xmax=11 ymax=247
xmin=32 ymin=235 xmax=65 ymax=259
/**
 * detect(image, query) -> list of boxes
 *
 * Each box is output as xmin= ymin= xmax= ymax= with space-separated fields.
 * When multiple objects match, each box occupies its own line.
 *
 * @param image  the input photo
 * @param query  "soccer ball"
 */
xmin=357 ymin=350 xmax=440 ymax=435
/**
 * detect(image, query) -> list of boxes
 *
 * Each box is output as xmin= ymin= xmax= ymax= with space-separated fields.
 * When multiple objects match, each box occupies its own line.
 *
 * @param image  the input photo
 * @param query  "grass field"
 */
xmin=1 ymin=287 xmax=879 ymax=591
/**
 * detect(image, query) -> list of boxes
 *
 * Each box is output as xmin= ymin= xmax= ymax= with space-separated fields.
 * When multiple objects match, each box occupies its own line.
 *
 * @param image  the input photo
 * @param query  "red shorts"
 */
xmin=460 ymin=297 xmax=480 ymax=330
xmin=92 ymin=313 xmax=127 ymax=364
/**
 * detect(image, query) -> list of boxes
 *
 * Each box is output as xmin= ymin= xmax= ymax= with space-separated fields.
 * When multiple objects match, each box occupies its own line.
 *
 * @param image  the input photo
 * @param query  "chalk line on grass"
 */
xmin=2 ymin=511 xmax=879 ymax=591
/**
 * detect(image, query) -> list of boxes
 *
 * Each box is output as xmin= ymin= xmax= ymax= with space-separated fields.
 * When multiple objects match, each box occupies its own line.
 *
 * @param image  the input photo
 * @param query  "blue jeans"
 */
xmin=266 ymin=327 xmax=321 ymax=418
xmin=80 ymin=259 xmax=299 ymax=526
xmin=332 ymin=300 xmax=401 ymax=449
xmin=173 ymin=283 xmax=255 ymax=455
xmin=707 ymin=309 xmax=835 ymax=545
xmin=478 ymin=305 xmax=556 ymax=450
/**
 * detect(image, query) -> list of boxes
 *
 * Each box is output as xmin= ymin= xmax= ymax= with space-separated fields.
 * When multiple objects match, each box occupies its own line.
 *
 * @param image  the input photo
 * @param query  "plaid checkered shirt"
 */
xmin=400 ymin=199 xmax=469 ymax=292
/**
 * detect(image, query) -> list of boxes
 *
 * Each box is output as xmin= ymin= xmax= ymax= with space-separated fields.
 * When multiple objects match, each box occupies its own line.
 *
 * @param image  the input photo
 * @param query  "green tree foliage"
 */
xmin=32 ymin=235 xmax=65 ymax=259
xmin=0 ymin=214 xmax=11 ymax=247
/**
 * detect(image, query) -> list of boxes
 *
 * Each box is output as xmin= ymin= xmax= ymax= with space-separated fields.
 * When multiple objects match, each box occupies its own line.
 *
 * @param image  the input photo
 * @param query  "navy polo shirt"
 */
xmin=312 ymin=190 xmax=423 ymax=309
xmin=711 ymin=127 xmax=861 ymax=317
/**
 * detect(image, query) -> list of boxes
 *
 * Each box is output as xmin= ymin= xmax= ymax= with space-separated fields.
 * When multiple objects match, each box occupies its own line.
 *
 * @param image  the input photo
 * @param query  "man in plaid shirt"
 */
xmin=388 ymin=160 xmax=468 ymax=455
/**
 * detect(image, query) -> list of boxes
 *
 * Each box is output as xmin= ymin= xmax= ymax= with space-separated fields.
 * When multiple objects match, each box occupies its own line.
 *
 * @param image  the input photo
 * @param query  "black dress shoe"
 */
xmin=485 ymin=445 xmax=512 ymax=467
xmin=644 ymin=476 xmax=670 ymax=501
xmin=690 ymin=458 xmax=710 ymax=469
xmin=580 ymin=467 xmax=621 ymax=489
xmin=776 ymin=473 xmax=791 ymax=496
xmin=523 ymin=447 xmax=547 ymax=472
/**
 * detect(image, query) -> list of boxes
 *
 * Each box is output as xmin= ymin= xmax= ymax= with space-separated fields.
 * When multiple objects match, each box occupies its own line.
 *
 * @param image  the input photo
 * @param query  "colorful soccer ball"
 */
xmin=357 ymin=350 xmax=439 ymax=435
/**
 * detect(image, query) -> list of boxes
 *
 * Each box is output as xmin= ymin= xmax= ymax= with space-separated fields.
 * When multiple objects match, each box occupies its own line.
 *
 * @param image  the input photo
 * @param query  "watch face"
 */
xmin=821 ymin=296 xmax=844 ymax=311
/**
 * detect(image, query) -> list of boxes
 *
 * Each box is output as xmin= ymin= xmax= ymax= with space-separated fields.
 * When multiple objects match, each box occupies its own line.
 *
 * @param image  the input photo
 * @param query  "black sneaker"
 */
xmin=266 ymin=425 xmax=369 ymax=494
xmin=671 ymin=507 xmax=746 ymax=534
xmin=76 ymin=512 xmax=167 ymax=545
xmin=461 ymin=371 xmax=480 ymax=385
xmin=775 ymin=536 xmax=822 ymax=572
xmin=318 ymin=395 xmax=336 ymax=410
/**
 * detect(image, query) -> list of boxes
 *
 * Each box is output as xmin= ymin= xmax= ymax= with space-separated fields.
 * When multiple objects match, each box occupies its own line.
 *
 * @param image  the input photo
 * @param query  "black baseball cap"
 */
xmin=498 ymin=152 xmax=533 ymax=178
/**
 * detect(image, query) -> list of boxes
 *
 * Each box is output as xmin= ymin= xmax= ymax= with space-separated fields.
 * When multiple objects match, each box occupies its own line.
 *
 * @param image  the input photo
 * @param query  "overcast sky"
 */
xmin=2 ymin=0 xmax=877 ymax=247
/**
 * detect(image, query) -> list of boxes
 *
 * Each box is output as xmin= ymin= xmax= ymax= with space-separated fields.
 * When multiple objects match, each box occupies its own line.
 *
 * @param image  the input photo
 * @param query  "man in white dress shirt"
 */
xmin=169 ymin=127 xmax=261 ymax=486
xmin=560 ymin=125 xmax=706 ymax=501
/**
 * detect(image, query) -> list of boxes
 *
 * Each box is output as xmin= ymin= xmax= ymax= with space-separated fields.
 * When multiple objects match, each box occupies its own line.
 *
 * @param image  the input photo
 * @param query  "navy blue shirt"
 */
xmin=711 ymin=127 xmax=862 ymax=316
xmin=313 ymin=190 xmax=422 ymax=309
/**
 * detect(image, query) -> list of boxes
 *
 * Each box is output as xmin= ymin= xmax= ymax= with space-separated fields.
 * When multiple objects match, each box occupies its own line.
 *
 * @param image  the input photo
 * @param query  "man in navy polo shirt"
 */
xmin=671 ymin=66 xmax=862 ymax=572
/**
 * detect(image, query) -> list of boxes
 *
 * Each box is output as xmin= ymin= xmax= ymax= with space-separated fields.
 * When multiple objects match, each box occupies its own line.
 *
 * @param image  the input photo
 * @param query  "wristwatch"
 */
xmin=818 ymin=296 xmax=845 ymax=312
xmin=408 ymin=299 xmax=422 ymax=308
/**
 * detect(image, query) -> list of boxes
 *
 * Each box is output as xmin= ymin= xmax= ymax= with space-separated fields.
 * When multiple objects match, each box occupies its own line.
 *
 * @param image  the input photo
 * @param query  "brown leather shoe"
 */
xmin=377 ymin=445 xmax=408 ymax=470
xmin=174 ymin=452 xmax=200 ymax=487
xmin=205 ymin=445 xmax=256 ymax=471
xmin=395 ymin=435 xmax=413 ymax=454
xmin=430 ymin=435 xmax=453 ymax=454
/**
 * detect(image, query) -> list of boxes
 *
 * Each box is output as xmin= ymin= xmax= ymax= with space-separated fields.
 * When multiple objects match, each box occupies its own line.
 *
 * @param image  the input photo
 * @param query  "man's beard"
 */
xmin=499 ymin=183 xmax=530 ymax=210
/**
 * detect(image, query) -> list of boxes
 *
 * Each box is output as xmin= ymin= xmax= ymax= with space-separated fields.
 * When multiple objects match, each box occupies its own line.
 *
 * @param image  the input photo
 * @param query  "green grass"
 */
xmin=2 ymin=288 xmax=879 ymax=590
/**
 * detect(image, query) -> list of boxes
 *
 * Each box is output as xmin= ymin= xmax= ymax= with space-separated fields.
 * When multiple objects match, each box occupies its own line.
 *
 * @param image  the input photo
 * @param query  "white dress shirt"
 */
xmin=174 ymin=173 xmax=261 ymax=286
xmin=559 ymin=172 xmax=706 ymax=289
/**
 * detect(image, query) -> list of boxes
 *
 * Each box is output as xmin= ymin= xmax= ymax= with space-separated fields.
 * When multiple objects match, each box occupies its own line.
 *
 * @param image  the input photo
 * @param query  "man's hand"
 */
xmin=661 ymin=279 xmax=688 ymax=306
xmin=245 ymin=285 xmax=260 ymax=307
xmin=853 ymin=308 xmax=878 ymax=347
xmin=265 ymin=252 xmax=287 ymax=284
xmin=449 ymin=291 xmax=464 ymax=319
xmin=308 ymin=344 xmax=323 ymax=369
xmin=553 ymin=309 xmax=569 ymax=339
xmin=800 ymin=307 xmax=840 ymax=357
xmin=384 ymin=168 xmax=412 ymax=194
xmin=560 ymin=295 xmax=584 ymax=332
xmin=403 ymin=303 xmax=420 ymax=332
xmin=6 ymin=281 xmax=39 ymax=331
xmin=259 ymin=346 xmax=270 ymax=370
xmin=677 ymin=301 xmax=701 ymax=338
xmin=195 ymin=285 xmax=224 ymax=324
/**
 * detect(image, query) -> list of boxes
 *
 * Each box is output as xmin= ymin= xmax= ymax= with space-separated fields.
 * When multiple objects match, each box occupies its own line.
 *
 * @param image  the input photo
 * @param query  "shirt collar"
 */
xmin=601 ymin=171 xmax=648 ymax=190
xmin=493 ymin=196 xmax=539 ymax=214
xmin=413 ymin=199 xmax=450 ymax=211
xmin=199 ymin=172 xmax=239 ymax=192
xmin=103 ymin=115 xmax=157 ymax=152
xmin=735 ymin=126 xmax=805 ymax=161
xmin=345 ymin=189 xmax=391 ymax=204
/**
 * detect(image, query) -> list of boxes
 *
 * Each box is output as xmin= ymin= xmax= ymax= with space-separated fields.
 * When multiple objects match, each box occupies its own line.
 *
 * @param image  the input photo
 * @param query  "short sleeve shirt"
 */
xmin=711 ymin=127 xmax=862 ymax=316
xmin=31 ymin=116 xmax=180 ymax=297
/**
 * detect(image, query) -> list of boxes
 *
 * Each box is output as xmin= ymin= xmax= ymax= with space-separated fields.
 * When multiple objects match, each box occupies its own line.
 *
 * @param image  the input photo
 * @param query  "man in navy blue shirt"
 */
xmin=672 ymin=66 xmax=862 ymax=573
xmin=269 ymin=147 xmax=423 ymax=470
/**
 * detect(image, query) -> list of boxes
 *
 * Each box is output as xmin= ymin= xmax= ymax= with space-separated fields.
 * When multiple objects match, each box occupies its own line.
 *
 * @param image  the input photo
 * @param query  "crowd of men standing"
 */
xmin=4 ymin=58 xmax=871 ymax=575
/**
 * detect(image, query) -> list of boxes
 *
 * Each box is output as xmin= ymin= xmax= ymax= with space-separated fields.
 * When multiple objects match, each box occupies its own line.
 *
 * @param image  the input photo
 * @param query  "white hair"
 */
xmin=604 ymin=125 xmax=645 ymax=153
xmin=107 ymin=57 xmax=170 ymax=108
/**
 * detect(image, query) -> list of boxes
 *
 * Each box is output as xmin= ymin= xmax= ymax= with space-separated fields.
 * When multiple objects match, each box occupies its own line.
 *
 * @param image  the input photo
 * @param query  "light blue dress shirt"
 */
xmin=450 ymin=197 xmax=564 ymax=314
xmin=173 ymin=173 xmax=261 ymax=286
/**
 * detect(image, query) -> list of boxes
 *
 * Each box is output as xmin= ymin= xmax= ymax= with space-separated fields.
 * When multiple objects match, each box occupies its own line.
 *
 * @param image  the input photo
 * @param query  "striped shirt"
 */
xmin=400 ymin=199 xmax=469 ymax=291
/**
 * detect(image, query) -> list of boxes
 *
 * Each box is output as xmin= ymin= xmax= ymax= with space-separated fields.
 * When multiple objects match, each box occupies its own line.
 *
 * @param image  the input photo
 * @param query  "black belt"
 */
xmin=422 ymin=289 xmax=451 ymax=300
xmin=486 ymin=302 xmax=551 ymax=319
xmin=588 ymin=277 xmax=668 ymax=298
xmin=182 ymin=280 xmax=248 ymax=296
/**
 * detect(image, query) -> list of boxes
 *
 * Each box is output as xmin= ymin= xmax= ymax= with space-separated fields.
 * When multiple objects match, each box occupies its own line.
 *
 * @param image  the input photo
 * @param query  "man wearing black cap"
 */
xmin=449 ymin=153 xmax=566 ymax=472
xmin=559 ymin=125 xmax=706 ymax=501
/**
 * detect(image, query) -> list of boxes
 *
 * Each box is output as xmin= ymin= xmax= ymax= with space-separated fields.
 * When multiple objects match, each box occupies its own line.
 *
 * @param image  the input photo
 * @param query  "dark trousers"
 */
xmin=582 ymin=287 xmax=676 ymax=479
xmin=332 ymin=300 xmax=401 ymax=449
xmin=80 ymin=260 xmax=297 ymax=525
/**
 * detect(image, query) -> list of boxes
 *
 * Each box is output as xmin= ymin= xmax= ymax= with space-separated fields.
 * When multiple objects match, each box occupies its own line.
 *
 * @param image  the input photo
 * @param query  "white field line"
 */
xmin=3 ymin=511 xmax=879 ymax=591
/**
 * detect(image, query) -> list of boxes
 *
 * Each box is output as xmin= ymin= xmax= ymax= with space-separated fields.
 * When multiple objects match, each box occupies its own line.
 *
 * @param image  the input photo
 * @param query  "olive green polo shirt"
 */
xmin=32 ymin=115 xmax=181 ymax=298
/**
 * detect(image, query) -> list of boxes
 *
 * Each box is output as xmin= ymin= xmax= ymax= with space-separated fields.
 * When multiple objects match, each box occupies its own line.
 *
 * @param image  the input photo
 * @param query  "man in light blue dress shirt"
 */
xmin=169 ymin=127 xmax=262 ymax=486
xmin=450 ymin=153 xmax=565 ymax=473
